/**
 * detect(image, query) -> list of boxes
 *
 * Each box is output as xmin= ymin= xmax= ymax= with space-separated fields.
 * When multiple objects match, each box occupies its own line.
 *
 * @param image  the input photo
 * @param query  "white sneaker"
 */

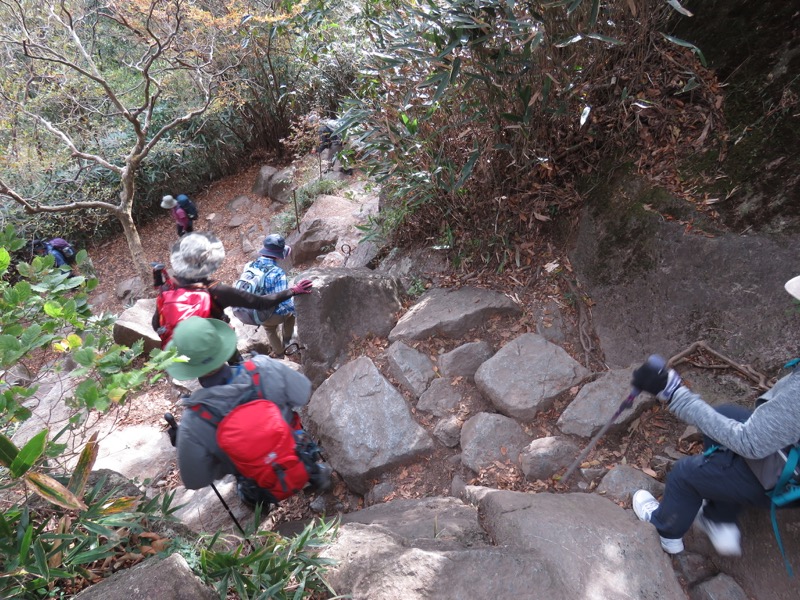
xmin=695 ymin=512 xmax=742 ymax=556
xmin=632 ymin=490 xmax=685 ymax=554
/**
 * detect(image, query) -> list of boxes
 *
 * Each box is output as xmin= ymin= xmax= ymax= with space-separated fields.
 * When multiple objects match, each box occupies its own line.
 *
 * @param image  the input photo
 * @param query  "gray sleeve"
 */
xmin=253 ymin=356 xmax=312 ymax=419
xmin=668 ymin=372 xmax=800 ymax=459
xmin=176 ymin=413 xmax=235 ymax=489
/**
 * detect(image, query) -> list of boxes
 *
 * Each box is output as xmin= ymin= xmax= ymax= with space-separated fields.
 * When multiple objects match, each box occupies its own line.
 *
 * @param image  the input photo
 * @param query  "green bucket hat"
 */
xmin=166 ymin=317 xmax=238 ymax=380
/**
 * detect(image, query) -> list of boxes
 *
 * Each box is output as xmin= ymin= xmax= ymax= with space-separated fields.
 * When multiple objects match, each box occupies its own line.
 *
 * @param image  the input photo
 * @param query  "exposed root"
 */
xmin=668 ymin=340 xmax=772 ymax=391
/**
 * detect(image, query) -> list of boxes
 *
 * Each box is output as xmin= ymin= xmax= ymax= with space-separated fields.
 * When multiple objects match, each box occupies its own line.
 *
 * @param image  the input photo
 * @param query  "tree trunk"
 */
xmin=116 ymin=210 xmax=153 ymax=294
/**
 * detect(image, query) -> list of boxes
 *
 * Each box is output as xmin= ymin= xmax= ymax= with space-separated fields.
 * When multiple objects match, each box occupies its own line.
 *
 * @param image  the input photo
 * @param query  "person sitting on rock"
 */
xmin=631 ymin=273 xmax=800 ymax=558
xmin=151 ymin=232 xmax=313 ymax=356
xmin=164 ymin=316 xmax=332 ymax=508
xmin=161 ymin=195 xmax=193 ymax=237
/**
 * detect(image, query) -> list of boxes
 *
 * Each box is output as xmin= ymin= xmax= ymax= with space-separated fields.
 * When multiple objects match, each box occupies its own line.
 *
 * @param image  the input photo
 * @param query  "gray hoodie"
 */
xmin=176 ymin=355 xmax=312 ymax=490
xmin=668 ymin=368 xmax=800 ymax=488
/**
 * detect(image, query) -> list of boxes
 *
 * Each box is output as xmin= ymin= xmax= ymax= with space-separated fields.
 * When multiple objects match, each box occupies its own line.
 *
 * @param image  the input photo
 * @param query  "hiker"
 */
xmin=631 ymin=274 xmax=800 ymax=558
xmin=151 ymin=232 xmax=313 ymax=350
xmin=163 ymin=316 xmax=332 ymax=508
xmin=161 ymin=195 xmax=193 ymax=237
xmin=30 ymin=238 xmax=75 ymax=269
xmin=232 ymin=234 xmax=301 ymax=358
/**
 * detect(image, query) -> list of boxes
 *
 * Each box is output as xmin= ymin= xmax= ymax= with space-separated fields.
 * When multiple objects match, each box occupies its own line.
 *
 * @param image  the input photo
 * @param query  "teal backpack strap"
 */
xmin=768 ymin=446 xmax=800 ymax=576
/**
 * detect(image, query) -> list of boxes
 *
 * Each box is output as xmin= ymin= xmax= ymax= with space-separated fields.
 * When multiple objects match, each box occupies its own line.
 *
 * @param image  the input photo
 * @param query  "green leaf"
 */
xmin=19 ymin=522 xmax=34 ymax=563
xmin=0 ymin=433 xmax=19 ymax=467
xmin=454 ymin=146 xmax=480 ymax=191
xmin=10 ymin=429 xmax=48 ymax=478
xmin=661 ymin=33 xmax=707 ymax=67
xmin=43 ymin=301 xmax=64 ymax=319
xmin=0 ymin=248 xmax=10 ymax=274
xmin=567 ymin=0 xmax=583 ymax=15
xmin=25 ymin=472 xmax=88 ymax=510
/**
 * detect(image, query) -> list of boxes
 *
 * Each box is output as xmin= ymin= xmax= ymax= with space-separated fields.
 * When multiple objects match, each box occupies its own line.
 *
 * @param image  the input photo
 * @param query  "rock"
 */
xmin=113 ymin=298 xmax=161 ymax=353
xmin=557 ymin=367 xmax=654 ymax=438
xmin=460 ymin=412 xmax=530 ymax=473
xmin=570 ymin=174 xmax=800 ymax=369
xmin=533 ymin=299 xmax=568 ymax=344
xmin=228 ymin=195 xmax=250 ymax=211
xmin=171 ymin=475 xmax=258 ymax=535
xmin=93 ymin=424 xmax=176 ymax=485
xmin=267 ymin=166 xmax=295 ymax=204
xmin=389 ymin=286 xmax=522 ymax=342
xmin=252 ymin=165 xmax=278 ymax=197
xmin=366 ymin=481 xmax=396 ymax=506
xmin=295 ymin=268 xmax=403 ymax=387
xmin=477 ymin=490 xmax=686 ymax=599
xmin=689 ymin=573 xmax=749 ymax=600
xmin=438 ymin=341 xmax=494 ymax=379
xmin=116 ymin=275 xmax=144 ymax=301
xmin=73 ymin=553 xmax=216 ymax=600
xmin=671 ymin=551 xmax=717 ymax=587
xmin=595 ymin=464 xmax=665 ymax=504
xmin=227 ymin=213 xmax=247 ymax=227
xmin=417 ymin=378 xmax=462 ymax=417
xmin=342 ymin=497 xmax=488 ymax=547
xmin=306 ymin=357 xmax=434 ymax=494
xmin=386 ymin=341 xmax=436 ymax=398
xmin=433 ymin=415 xmax=462 ymax=448
xmin=474 ymin=333 xmax=590 ymax=420
xmin=519 ymin=436 xmax=579 ymax=481
xmin=287 ymin=219 xmax=339 ymax=265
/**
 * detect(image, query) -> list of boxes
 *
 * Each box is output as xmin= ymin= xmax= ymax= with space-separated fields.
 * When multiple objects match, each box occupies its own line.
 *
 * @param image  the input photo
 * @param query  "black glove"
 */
xmin=164 ymin=413 xmax=179 ymax=447
xmin=631 ymin=357 xmax=683 ymax=402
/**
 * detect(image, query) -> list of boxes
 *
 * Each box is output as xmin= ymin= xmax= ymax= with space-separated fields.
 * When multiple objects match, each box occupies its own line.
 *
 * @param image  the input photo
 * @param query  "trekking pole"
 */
xmin=210 ymin=482 xmax=248 ymax=537
xmin=561 ymin=355 xmax=666 ymax=483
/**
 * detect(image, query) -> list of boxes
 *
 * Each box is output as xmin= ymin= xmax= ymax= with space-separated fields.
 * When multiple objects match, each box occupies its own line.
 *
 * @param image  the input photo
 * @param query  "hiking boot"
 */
xmin=632 ymin=490 xmax=684 ymax=554
xmin=695 ymin=512 xmax=742 ymax=556
xmin=236 ymin=476 xmax=276 ymax=511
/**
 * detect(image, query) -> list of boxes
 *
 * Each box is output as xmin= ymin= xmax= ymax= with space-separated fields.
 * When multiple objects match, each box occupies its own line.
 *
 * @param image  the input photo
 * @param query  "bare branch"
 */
xmin=0 ymin=177 xmax=118 ymax=215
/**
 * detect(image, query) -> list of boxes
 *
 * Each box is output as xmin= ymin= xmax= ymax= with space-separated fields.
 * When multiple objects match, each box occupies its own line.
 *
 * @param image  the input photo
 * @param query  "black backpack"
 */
xmin=176 ymin=194 xmax=198 ymax=220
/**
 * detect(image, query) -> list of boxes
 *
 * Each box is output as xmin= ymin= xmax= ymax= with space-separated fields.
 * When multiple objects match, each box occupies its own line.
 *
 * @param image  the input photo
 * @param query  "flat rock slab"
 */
xmin=341 ymin=497 xmax=489 ymax=548
xmin=477 ymin=489 xmax=686 ymax=600
xmin=475 ymin=333 xmax=591 ymax=420
xmin=323 ymin=524 xmax=572 ymax=600
xmin=389 ymin=286 xmax=522 ymax=342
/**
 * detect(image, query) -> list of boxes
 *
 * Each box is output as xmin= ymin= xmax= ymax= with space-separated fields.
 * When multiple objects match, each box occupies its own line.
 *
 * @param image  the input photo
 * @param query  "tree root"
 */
xmin=668 ymin=340 xmax=772 ymax=392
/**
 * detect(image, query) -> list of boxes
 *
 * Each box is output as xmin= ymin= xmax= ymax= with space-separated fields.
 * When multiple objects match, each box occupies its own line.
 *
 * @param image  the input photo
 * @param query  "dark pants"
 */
xmin=176 ymin=220 xmax=194 ymax=237
xmin=650 ymin=404 xmax=772 ymax=540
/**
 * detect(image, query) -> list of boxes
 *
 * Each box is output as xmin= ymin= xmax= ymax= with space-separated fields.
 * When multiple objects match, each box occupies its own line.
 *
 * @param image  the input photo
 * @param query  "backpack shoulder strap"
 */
xmin=768 ymin=445 xmax=800 ymax=576
xmin=190 ymin=360 xmax=263 ymax=427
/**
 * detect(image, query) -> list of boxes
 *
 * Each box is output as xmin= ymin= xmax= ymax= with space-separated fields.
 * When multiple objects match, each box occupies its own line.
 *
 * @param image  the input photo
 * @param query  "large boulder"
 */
xmin=475 ymin=334 xmax=591 ymax=420
xmin=476 ymin=489 xmax=686 ymax=600
xmin=306 ymin=357 xmax=434 ymax=494
xmin=73 ymin=553 xmax=216 ymax=600
xmin=296 ymin=268 xmax=402 ymax=387
xmin=389 ymin=286 xmax=522 ymax=342
xmin=113 ymin=298 xmax=161 ymax=353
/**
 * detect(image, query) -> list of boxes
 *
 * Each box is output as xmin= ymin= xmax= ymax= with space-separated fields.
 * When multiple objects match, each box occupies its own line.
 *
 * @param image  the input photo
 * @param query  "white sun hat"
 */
xmin=785 ymin=276 xmax=800 ymax=301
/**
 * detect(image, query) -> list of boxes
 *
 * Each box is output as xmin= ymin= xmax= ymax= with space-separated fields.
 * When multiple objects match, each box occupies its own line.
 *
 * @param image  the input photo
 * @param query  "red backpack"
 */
xmin=190 ymin=361 xmax=311 ymax=502
xmin=156 ymin=280 xmax=214 ymax=348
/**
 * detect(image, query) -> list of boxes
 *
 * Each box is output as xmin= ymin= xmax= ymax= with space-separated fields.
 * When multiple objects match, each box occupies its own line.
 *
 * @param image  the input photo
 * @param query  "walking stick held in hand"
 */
xmin=560 ymin=355 xmax=666 ymax=483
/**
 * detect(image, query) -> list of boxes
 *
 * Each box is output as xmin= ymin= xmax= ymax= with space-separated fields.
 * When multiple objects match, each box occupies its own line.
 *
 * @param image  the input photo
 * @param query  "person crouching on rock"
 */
xmin=164 ymin=316 xmax=332 ymax=509
xmin=630 ymin=274 xmax=800 ymax=559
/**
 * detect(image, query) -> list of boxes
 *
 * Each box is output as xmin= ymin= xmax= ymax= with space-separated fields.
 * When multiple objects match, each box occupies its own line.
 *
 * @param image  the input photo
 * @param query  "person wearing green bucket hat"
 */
xmin=165 ymin=317 xmax=331 ymax=509
xmin=165 ymin=316 xmax=239 ymax=381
